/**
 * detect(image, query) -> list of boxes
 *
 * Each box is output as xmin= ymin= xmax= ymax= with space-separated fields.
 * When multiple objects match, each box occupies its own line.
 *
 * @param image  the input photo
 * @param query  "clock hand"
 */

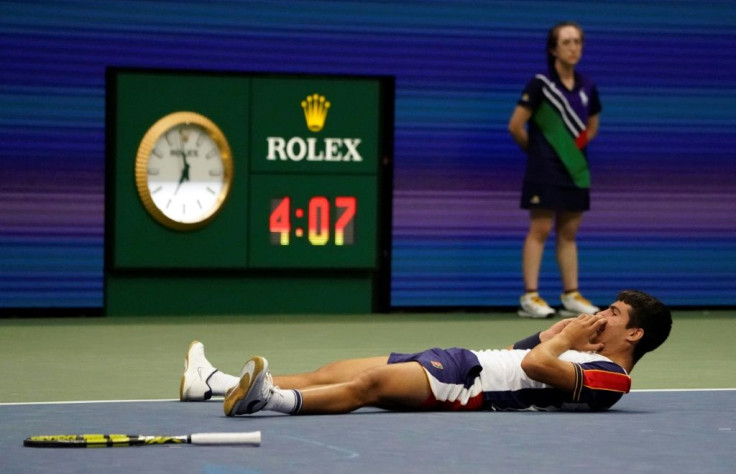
xmin=174 ymin=145 xmax=190 ymax=195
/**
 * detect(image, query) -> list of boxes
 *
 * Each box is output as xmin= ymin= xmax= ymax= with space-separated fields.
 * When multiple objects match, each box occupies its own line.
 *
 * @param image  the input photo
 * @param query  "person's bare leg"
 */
xmin=523 ymin=209 xmax=554 ymax=291
xmin=297 ymin=361 xmax=432 ymax=414
xmin=273 ymin=356 xmax=389 ymax=390
xmin=555 ymin=211 xmax=583 ymax=292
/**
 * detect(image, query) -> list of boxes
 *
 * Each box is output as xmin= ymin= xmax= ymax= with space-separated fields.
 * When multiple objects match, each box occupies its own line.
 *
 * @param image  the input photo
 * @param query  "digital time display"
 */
xmin=270 ymin=196 xmax=356 ymax=246
xmin=248 ymin=174 xmax=378 ymax=269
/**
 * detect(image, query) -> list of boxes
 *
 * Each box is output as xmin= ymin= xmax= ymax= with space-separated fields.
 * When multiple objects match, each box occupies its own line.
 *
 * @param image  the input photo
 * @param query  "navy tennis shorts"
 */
xmin=520 ymin=181 xmax=590 ymax=211
xmin=387 ymin=347 xmax=482 ymax=388
xmin=388 ymin=347 xmax=485 ymax=410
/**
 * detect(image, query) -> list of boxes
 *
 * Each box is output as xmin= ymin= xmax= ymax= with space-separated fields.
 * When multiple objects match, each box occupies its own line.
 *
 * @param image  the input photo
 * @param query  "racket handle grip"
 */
xmin=190 ymin=431 xmax=261 ymax=446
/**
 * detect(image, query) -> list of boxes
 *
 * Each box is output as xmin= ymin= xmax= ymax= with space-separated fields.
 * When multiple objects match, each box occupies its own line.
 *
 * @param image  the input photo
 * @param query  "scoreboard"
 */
xmin=105 ymin=69 xmax=393 ymax=315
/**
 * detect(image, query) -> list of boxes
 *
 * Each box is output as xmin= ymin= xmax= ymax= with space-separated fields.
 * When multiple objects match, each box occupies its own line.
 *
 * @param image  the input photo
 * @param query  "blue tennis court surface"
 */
xmin=2 ymin=390 xmax=733 ymax=473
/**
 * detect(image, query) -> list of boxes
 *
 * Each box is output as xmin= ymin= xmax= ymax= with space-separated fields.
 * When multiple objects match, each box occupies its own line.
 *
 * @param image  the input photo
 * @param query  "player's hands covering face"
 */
xmin=559 ymin=313 xmax=606 ymax=352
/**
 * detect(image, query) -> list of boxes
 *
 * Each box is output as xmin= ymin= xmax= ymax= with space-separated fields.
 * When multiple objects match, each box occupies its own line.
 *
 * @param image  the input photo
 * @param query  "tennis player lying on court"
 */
xmin=180 ymin=290 xmax=670 ymax=414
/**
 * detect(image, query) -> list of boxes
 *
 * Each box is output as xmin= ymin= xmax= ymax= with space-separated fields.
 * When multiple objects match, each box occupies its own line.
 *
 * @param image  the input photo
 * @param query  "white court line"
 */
xmin=0 ymin=399 xmax=179 ymax=406
xmin=1 ymin=389 xmax=734 ymax=407
xmin=280 ymin=434 xmax=360 ymax=459
xmin=632 ymin=388 xmax=736 ymax=392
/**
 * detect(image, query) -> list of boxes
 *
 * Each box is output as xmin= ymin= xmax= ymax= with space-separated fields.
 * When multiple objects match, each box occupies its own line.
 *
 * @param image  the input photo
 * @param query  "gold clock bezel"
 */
xmin=135 ymin=111 xmax=234 ymax=231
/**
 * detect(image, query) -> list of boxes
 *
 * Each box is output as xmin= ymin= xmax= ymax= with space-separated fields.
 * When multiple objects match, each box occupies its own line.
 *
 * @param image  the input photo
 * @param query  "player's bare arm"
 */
xmin=505 ymin=317 xmax=575 ymax=350
xmin=586 ymin=113 xmax=600 ymax=141
xmin=508 ymin=105 xmax=532 ymax=150
xmin=539 ymin=318 xmax=576 ymax=342
xmin=520 ymin=314 xmax=606 ymax=391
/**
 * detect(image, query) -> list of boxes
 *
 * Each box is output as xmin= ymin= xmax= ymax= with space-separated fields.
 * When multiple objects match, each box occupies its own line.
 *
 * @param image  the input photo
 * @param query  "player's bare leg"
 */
xmin=181 ymin=341 xmax=390 ymax=401
xmin=224 ymin=358 xmax=432 ymax=416
xmin=297 ymin=361 xmax=432 ymax=414
xmin=272 ymin=356 xmax=389 ymax=390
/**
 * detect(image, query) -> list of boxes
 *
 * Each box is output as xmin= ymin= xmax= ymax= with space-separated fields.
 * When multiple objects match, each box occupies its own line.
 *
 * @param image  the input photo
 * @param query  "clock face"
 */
xmin=135 ymin=112 xmax=233 ymax=230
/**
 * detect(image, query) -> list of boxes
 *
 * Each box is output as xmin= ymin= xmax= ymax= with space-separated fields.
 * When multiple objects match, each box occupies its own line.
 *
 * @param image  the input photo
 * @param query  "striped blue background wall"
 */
xmin=1 ymin=0 xmax=734 ymax=310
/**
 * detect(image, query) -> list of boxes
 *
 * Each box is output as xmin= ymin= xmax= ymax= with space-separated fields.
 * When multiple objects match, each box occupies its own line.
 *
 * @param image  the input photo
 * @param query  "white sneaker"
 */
xmin=223 ymin=356 xmax=273 ymax=416
xmin=518 ymin=292 xmax=556 ymax=318
xmin=559 ymin=291 xmax=600 ymax=317
xmin=179 ymin=341 xmax=217 ymax=401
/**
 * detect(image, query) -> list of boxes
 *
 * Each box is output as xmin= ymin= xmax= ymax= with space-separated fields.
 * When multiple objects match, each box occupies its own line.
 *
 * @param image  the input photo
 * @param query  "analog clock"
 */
xmin=135 ymin=112 xmax=233 ymax=230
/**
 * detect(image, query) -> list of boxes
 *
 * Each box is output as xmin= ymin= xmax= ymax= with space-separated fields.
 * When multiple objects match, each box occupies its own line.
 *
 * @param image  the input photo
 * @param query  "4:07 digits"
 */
xmin=270 ymin=196 xmax=356 ymax=246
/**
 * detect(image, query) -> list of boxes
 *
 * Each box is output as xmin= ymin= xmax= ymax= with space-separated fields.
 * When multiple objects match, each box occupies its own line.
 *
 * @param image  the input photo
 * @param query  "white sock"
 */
xmin=207 ymin=370 xmax=240 ymax=396
xmin=264 ymin=388 xmax=303 ymax=415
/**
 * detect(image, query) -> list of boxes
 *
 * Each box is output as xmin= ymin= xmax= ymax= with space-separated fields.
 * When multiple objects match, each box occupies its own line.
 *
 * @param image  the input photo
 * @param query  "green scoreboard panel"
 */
xmin=105 ymin=69 xmax=393 ymax=315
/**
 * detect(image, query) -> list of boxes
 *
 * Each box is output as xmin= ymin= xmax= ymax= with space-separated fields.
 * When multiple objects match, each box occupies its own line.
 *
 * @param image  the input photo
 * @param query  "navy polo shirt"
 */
xmin=518 ymin=68 xmax=601 ymax=187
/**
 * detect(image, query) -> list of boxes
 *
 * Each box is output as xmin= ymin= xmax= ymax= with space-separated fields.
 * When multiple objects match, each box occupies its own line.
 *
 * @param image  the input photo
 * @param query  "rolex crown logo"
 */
xmin=301 ymin=93 xmax=330 ymax=132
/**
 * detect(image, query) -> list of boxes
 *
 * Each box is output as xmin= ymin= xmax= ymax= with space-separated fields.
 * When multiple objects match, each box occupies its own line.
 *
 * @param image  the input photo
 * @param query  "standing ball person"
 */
xmin=508 ymin=21 xmax=601 ymax=319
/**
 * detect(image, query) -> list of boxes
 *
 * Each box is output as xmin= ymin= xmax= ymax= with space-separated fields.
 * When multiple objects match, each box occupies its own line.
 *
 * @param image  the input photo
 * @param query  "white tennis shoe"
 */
xmin=223 ymin=356 xmax=273 ymax=416
xmin=518 ymin=292 xmax=556 ymax=318
xmin=559 ymin=291 xmax=600 ymax=317
xmin=179 ymin=341 xmax=217 ymax=401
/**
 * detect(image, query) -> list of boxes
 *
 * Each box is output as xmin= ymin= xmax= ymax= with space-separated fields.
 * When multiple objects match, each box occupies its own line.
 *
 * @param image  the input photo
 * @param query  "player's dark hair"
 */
xmin=618 ymin=290 xmax=672 ymax=364
xmin=547 ymin=21 xmax=584 ymax=70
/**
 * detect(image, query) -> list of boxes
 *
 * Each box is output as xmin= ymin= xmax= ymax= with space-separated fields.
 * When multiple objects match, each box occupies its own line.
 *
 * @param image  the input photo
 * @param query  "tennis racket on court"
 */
xmin=24 ymin=431 xmax=261 ymax=448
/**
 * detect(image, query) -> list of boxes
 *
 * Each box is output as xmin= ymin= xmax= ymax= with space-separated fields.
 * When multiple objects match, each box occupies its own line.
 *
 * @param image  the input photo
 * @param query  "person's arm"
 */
xmin=520 ymin=314 xmax=606 ymax=391
xmin=508 ymin=105 xmax=533 ymax=151
xmin=506 ymin=318 xmax=575 ymax=350
xmin=586 ymin=114 xmax=600 ymax=142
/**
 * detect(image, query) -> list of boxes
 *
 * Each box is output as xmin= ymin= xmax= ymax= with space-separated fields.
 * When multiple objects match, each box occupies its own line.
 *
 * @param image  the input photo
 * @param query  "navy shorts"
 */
xmin=388 ymin=347 xmax=485 ymax=410
xmin=520 ymin=181 xmax=590 ymax=211
xmin=388 ymin=347 xmax=482 ymax=389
